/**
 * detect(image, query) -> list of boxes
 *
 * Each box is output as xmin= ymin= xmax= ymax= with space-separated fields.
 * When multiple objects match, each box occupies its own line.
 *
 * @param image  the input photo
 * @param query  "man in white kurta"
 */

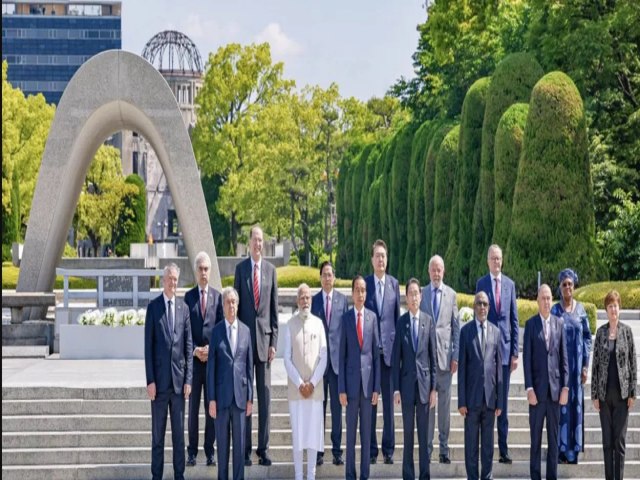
xmin=284 ymin=283 xmax=328 ymax=480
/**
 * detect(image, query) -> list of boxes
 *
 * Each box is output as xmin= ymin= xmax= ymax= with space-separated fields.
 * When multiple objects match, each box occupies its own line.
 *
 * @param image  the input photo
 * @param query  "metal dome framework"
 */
xmin=142 ymin=30 xmax=203 ymax=74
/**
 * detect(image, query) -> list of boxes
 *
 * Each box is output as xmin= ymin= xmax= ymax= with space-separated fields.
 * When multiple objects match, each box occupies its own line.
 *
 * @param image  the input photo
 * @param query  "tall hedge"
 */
xmin=366 ymin=176 xmax=383 ymax=274
xmin=379 ymin=135 xmax=398 ymax=264
xmin=349 ymin=146 xmax=372 ymax=274
xmin=336 ymin=154 xmax=352 ymax=274
xmin=359 ymin=145 xmax=381 ymax=273
xmin=493 ymin=103 xmax=529 ymax=247
xmin=473 ymin=53 xmax=544 ymax=282
xmin=507 ymin=71 xmax=600 ymax=296
xmin=456 ymin=77 xmax=491 ymax=292
xmin=114 ymin=174 xmax=146 ymax=256
xmin=404 ymin=121 xmax=434 ymax=281
xmin=391 ymin=123 xmax=418 ymax=279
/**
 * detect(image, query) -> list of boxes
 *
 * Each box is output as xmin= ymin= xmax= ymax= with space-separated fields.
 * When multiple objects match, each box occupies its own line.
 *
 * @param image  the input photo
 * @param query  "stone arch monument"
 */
xmin=17 ymin=50 xmax=221 ymax=316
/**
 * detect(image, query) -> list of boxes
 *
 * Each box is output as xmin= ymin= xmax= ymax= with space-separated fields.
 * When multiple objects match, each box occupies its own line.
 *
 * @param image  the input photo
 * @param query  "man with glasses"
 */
xmin=458 ymin=291 xmax=504 ymax=480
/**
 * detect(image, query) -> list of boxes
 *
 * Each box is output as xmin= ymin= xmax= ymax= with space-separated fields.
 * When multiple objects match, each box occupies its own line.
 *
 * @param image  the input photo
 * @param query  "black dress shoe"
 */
xmin=316 ymin=453 xmax=324 ymax=466
xmin=244 ymin=457 xmax=253 ymax=467
xmin=258 ymin=454 xmax=272 ymax=466
xmin=499 ymin=454 xmax=513 ymax=464
xmin=370 ymin=455 xmax=377 ymax=465
xmin=439 ymin=454 xmax=451 ymax=464
xmin=384 ymin=455 xmax=394 ymax=465
xmin=186 ymin=454 xmax=196 ymax=467
xmin=206 ymin=455 xmax=216 ymax=466
xmin=333 ymin=454 xmax=344 ymax=466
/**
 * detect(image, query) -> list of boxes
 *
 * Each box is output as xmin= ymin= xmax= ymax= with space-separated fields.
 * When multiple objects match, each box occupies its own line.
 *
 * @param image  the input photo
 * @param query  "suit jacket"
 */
xmin=207 ymin=319 xmax=254 ymax=410
xmin=420 ymin=283 xmax=460 ymax=371
xmin=523 ymin=314 xmax=569 ymax=402
xmin=365 ymin=274 xmax=400 ymax=366
xmin=457 ymin=319 xmax=504 ymax=411
xmin=184 ymin=285 xmax=223 ymax=353
xmin=234 ymin=257 xmax=279 ymax=362
xmin=591 ymin=322 xmax=637 ymax=401
xmin=339 ymin=307 xmax=381 ymax=399
xmin=391 ymin=311 xmax=436 ymax=405
xmin=312 ymin=289 xmax=349 ymax=375
xmin=144 ymin=293 xmax=193 ymax=394
xmin=476 ymin=273 xmax=519 ymax=365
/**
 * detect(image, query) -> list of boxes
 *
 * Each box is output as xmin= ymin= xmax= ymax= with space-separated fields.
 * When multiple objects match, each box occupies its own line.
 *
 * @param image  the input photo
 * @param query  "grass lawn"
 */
xmin=2 ymin=262 xmax=96 ymax=289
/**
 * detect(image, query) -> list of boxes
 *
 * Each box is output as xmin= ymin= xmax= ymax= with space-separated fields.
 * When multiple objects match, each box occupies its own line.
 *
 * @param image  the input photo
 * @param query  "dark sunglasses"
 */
xmin=475 ymin=301 xmax=489 ymax=307
xmin=561 ymin=282 xmax=574 ymax=287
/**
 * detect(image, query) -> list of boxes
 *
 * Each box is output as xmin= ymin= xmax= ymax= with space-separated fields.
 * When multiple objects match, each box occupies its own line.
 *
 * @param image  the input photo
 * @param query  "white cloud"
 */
xmin=254 ymin=23 xmax=303 ymax=58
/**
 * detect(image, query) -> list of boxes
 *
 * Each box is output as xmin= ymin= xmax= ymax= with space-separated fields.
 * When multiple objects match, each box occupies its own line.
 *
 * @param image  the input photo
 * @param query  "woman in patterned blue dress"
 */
xmin=551 ymin=268 xmax=592 ymax=464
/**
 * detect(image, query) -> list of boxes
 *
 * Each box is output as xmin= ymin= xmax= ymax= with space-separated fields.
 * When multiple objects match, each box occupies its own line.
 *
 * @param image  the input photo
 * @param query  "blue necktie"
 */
xmin=413 ymin=317 xmax=419 ymax=351
xmin=432 ymin=289 xmax=440 ymax=321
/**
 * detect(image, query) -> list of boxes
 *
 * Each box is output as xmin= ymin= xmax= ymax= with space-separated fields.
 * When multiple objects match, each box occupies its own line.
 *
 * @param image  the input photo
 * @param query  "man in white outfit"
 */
xmin=284 ymin=283 xmax=328 ymax=480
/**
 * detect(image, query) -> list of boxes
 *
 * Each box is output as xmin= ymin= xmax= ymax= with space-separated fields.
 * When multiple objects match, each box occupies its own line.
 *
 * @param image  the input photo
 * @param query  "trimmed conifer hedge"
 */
xmin=348 ymin=145 xmax=372 ymax=275
xmin=359 ymin=145 xmax=381 ymax=273
xmin=115 ymin=174 xmax=146 ymax=256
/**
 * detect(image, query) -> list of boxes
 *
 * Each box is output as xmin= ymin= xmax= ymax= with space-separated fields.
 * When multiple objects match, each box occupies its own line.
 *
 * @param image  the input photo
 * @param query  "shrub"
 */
xmin=359 ymin=145 xmax=382 ymax=273
xmin=493 ymin=103 xmax=529 ymax=247
xmin=349 ymin=146 xmax=372 ymax=274
xmin=62 ymin=243 xmax=78 ymax=258
xmin=336 ymin=153 xmax=353 ymax=275
xmin=507 ymin=71 xmax=601 ymax=297
xmin=574 ymin=280 xmax=640 ymax=309
xmin=114 ymin=174 xmax=146 ymax=257
xmin=379 ymin=135 xmax=398 ymax=269
xmin=366 ymin=176 xmax=383 ymax=271
xmin=222 ymin=265 xmax=351 ymax=289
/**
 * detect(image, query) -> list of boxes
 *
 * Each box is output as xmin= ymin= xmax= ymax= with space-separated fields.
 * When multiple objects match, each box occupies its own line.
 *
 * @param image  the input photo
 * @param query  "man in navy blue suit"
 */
xmin=392 ymin=278 xmax=437 ymax=480
xmin=458 ymin=291 xmax=504 ymax=480
xmin=185 ymin=251 xmax=223 ymax=467
xmin=339 ymin=275 xmax=381 ymax=480
xmin=311 ymin=261 xmax=349 ymax=466
xmin=475 ymin=244 xmax=518 ymax=463
xmin=524 ymin=284 xmax=569 ymax=480
xmin=365 ymin=239 xmax=400 ymax=465
xmin=208 ymin=287 xmax=254 ymax=480
xmin=144 ymin=263 xmax=193 ymax=480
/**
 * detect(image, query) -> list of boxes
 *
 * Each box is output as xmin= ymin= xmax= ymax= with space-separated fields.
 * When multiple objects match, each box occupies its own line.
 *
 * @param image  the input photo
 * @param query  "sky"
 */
xmin=122 ymin=0 xmax=425 ymax=101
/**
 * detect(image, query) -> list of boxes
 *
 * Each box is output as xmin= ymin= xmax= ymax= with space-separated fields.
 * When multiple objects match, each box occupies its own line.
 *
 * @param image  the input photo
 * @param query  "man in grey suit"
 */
xmin=458 ymin=291 xmax=504 ymax=480
xmin=392 ymin=278 xmax=437 ymax=480
xmin=233 ymin=225 xmax=278 ymax=466
xmin=420 ymin=254 xmax=459 ymax=464
xmin=208 ymin=287 xmax=254 ymax=480
xmin=144 ymin=263 xmax=193 ymax=480
xmin=339 ymin=275 xmax=381 ymax=480
xmin=524 ymin=284 xmax=569 ymax=480
xmin=311 ymin=261 xmax=349 ymax=466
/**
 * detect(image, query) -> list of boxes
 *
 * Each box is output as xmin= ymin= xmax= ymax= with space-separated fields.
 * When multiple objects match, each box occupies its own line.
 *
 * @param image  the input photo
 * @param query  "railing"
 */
xmin=56 ymin=268 xmax=164 ymax=309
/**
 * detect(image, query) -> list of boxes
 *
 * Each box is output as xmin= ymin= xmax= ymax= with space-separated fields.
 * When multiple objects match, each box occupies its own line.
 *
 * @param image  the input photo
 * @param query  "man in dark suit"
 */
xmin=524 ymin=284 xmax=569 ymax=480
xmin=364 ymin=239 xmax=400 ymax=464
xmin=144 ymin=263 xmax=193 ymax=480
xmin=233 ymin=225 xmax=278 ymax=466
xmin=458 ymin=291 xmax=504 ymax=480
xmin=185 ymin=251 xmax=224 ymax=467
xmin=339 ymin=275 xmax=381 ymax=480
xmin=392 ymin=278 xmax=437 ymax=480
xmin=420 ymin=255 xmax=459 ymax=464
xmin=311 ymin=261 xmax=349 ymax=466
xmin=208 ymin=287 xmax=254 ymax=480
xmin=475 ymin=244 xmax=518 ymax=463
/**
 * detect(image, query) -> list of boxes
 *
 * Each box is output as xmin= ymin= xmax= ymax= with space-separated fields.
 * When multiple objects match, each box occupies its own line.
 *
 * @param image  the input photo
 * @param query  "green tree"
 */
xmin=114 ymin=174 xmax=146 ymax=256
xmin=379 ymin=135 xmax=398 ymax=264
xmin=507 ymin=72 xmax=601 ymax=296
xmin=349 ymin=146 xmax=372 ymax=274
xmin=359 ymin=145 xmax=381 ymax=273
xmin=202 ymin=175 xmax=232 ymax=256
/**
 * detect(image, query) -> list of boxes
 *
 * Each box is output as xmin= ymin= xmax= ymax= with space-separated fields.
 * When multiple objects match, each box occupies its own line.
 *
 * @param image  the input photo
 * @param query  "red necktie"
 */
xmin=357 ymin=311 xmax=363 ymax=348
xmin=253 ymin=263 xmax=260 ymax=309
xmin=200 ymin=289 xmax=206 ymax=317
xmin=495 ymin=277 xmax=501 ymax=313
xmin=326 ymin=294 xmax=331 ymax=326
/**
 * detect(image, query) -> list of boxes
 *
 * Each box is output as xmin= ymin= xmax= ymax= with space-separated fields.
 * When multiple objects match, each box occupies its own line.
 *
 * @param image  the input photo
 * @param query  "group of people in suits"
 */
xmin=143 ymin=231 xmax=636 ymax=480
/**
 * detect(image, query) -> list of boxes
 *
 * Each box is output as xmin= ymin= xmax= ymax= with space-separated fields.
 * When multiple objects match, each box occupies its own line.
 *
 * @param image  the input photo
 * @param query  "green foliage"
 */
xmin=456 ymin=77 xmax=491 ymax=292
xmin=507 ymin=72 xmax=601 ymax=297
xmin=114 ymin=174 xmax=146 ymax=257
xmin=2 ymin=244 xmax=11 ymax=262
xmin=378 ymin=135 xmax=398 ymax=265
xmin=366 ymin=176 xmax=383 ymax=272
xmin=2 ymin=263 xmax=95 ymax=289
xmin=288 ymin=255 xmax=300 ymax=266
xmin=359 ymin=146 xmax=381 ymax=273
xmin=431 ymin=125 xmax=460 ymax=259
xmin=202 ymin=175 xmax=232 ymax=256
xmin=336 ymin=152 xmax=354 ymax=275
xmin=348 ymin=146 xmax=371 ymax=274
xmin=493 ymin=103 xmax=529 ymax=247
xmin=62 ymin=243 xmax=77 ymax=258
xmin=221 ymin=265 xmax=352 ymax=289
xmin=575 ymin=280 xmax=640 ymax=310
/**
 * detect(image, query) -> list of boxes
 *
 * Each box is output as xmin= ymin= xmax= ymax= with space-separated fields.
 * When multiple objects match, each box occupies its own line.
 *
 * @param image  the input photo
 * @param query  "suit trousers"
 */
xmin=529 ymin=390 xmax=560 ymax=480
xmin=151 ymin=389 xmax=186 ymax=480
xmin=188 ymin=360 xmax=215 ymax=458
xmin=427 ymin=366 xmax=452 ymax=457
xmin=401 ymin=385 xmax=430 ymax=480
xmin=600 ymin=389 xmax=629 ymax=480
xmin=216 ymin=403 xmax=247 ymax=480
xmin=464 ymin=403 xmax=496 ymax=480
xmin=370 ymin=359 xmax=394 ymax=458
xmin=322 ymin=367 xmax=343 ymax=457
xmin=346 ymin=390 xmax=373 ymax=480
xmin=498 ymin=364 xmax=511 ymax=456
xmin=245 ymin=355 xmax=271 ymax=458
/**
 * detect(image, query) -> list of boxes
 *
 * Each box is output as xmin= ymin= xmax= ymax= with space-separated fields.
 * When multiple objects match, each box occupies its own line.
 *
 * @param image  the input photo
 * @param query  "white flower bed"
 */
xmin=78 ymin=308 xmax=146 ymax=326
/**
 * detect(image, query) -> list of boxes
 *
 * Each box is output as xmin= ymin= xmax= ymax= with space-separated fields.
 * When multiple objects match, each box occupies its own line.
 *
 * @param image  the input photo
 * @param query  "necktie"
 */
xmin=167 ymin=300 xmax=174 ymax=338
xmin=544 ymin=319 xmax=550 ymax=350
xmin=494 ymin=278 xmax=501 ymax=313
xmin=377 ymin=281 xmax=383 ymax=313
xmin=253 ymin=263 xmax=260 ymax=309
xmin=413 ymin=316 xmax=419 ymax=351
xmin=229 ymin=324 xmax=237 ymax=356
xmin=432 ymin=288 xmax=440 ymax=321
xmin=326 ymin=294 xmax=332 ymax=326
xmin=200 ymin=289 xmax=206 ymax=317
xmin=357 ymin=311 xmax=363 ymax=348
xmin=481 ymin=322 xmax=486 ymax=357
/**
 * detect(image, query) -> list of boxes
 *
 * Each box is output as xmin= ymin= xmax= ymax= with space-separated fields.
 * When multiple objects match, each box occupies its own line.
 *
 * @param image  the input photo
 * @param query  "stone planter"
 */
xmin=59 ymin=325 xmax=144 ymax=359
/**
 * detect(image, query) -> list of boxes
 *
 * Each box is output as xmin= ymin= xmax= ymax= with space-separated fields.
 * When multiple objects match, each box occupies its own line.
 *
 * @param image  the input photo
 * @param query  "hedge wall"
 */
xmin=348 ymin=145 xmax=372 ymax=275
xmin=379 ymin=135 xmax=398 ymax=272
xmin=359 ymin=145 xmax=381 ymax=273
xmin=114 ymin=174 xmax=146 ymax=256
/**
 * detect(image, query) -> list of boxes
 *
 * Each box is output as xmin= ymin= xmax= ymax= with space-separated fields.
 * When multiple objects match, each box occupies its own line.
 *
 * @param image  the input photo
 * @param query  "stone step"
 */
xmin=4 ymin=443 xmax=639 ymax=466
xmin=4 ymin=427 xmax=639 ymax=449
xmin=3 ymin=461 xmax=636 ymax=480
xmin=4 ymin=411 xmax=639 ymax=432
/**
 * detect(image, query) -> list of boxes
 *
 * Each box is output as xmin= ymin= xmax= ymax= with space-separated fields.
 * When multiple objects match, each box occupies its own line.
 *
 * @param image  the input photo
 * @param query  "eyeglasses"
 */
xmin=475 ymin=301 xmax=489 ymax=307
xmin=561 ymin=282 xmax=573 ymax=287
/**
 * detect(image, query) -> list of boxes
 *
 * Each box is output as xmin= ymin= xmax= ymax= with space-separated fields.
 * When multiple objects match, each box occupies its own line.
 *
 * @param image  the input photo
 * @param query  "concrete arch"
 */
xmin=18 ymin=50 xmax=220 ymax=313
